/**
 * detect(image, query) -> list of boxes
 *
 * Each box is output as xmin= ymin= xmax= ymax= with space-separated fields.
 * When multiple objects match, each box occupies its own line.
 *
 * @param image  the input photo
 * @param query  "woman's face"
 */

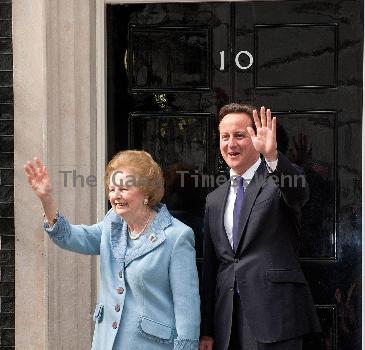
xmin=108 ymin=168 xmax=146 ymax=217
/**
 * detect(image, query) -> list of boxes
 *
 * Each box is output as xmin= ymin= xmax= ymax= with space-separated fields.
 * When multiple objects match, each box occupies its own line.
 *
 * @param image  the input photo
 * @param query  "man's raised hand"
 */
xmin=247 ymin=106 xmax=278 ymax=161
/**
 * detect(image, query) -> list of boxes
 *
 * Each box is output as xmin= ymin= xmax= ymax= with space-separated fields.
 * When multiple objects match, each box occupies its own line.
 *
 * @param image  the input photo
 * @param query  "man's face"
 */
xmin=219 ymin=113 xmax=260 ymax=175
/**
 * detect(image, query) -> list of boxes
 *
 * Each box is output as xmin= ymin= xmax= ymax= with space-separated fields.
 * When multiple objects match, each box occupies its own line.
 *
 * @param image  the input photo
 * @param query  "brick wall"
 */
xmin=0 ymin=0 xmax=14 ymax=349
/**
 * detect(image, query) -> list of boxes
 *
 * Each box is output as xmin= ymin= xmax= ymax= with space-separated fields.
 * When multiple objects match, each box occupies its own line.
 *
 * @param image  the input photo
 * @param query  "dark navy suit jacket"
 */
xmin=201 ymin=152 xmax=321 ymax=349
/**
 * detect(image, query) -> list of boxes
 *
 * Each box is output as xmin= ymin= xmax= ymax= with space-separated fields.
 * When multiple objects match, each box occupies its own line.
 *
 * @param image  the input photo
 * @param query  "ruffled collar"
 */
xmin=110 ymin=203 xmax=173 ymax=266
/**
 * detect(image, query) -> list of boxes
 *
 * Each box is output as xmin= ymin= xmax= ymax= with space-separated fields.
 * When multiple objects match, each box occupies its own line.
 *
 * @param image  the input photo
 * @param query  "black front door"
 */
xmin=106 ymin=2 xmax=363 ymax=349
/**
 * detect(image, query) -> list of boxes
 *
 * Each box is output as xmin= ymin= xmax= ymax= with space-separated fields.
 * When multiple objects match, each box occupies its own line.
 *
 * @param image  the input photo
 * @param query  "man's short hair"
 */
xmin=218 ymin=103 xmax=257 ymax=132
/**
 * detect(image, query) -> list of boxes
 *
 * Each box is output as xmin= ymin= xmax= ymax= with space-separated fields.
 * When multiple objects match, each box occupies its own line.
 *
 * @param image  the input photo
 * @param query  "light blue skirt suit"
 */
xmin=44 ymin=204 xmax=200 ymax=350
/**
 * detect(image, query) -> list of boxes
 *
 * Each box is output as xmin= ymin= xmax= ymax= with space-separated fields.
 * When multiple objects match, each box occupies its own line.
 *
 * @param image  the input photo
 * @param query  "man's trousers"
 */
xmin=228 ymin=289 xmax=303 ymax=350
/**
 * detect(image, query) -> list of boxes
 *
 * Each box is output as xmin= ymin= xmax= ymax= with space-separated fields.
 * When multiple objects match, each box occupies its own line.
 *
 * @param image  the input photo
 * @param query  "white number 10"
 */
xmin=219 ymin=50 xmax=254 ymax=71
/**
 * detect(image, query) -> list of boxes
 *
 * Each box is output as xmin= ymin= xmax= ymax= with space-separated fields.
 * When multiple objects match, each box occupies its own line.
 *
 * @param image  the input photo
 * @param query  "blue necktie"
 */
xmin=232 ymin=176 xmax=244 ymax=252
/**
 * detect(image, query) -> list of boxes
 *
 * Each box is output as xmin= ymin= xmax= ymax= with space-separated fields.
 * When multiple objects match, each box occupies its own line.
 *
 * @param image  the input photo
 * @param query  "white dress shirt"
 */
xmin=224 ymin=157 xmax=278 ymax=248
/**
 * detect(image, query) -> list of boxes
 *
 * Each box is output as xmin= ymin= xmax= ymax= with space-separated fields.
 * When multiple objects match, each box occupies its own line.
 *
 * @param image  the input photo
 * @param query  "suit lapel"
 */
xmin=124 ymin=228 xmax=166 ymax=267
xmin=216 ymin=180 xmax=234 ymax=255
xmin=110 ymin=204 xmax=172 ymax=267
xmin=110 ymin=220 xmax=128 ymax=265
xmin=236 ymin=161 xmax=268 ymax=250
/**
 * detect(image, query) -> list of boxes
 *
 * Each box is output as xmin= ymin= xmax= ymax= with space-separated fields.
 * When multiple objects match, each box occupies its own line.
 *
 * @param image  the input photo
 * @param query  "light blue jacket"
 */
xmin=44 ymin=204 xmax=200 ymax=350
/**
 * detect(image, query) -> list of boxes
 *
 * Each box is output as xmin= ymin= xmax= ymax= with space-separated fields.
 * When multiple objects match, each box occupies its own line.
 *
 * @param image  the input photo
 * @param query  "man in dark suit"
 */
xmin=199 ymin=104 xmax=321 ymax=350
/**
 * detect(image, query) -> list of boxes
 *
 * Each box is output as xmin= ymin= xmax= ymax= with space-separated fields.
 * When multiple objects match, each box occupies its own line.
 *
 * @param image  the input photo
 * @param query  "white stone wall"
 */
xmin=14 ymin=0 xmax=97 ymax=348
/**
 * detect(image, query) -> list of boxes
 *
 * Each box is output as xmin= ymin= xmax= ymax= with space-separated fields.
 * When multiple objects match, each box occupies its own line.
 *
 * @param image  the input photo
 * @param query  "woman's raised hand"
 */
xmin=24 ymin=158 xmax=58 ymax=225
xmin=24 ymin=158 xmax=52 ymax=200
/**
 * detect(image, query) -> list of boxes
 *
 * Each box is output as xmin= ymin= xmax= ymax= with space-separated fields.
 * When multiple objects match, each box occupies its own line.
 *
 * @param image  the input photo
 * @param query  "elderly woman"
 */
xmin=24 ymin=150 xmax=200 ymax=350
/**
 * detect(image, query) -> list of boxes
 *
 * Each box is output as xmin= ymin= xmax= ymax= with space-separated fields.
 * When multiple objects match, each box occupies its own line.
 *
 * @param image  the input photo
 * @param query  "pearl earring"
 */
xmin=143 ymin=198 xmax=148 ymax=205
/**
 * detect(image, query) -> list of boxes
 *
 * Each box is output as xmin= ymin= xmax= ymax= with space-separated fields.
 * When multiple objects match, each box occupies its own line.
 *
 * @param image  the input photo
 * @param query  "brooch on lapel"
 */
xmin=149 ymin=234 xmax=157 ymax=243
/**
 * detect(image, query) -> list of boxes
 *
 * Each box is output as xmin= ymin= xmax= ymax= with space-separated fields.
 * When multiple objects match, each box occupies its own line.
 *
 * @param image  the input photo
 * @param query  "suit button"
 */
xmin=116 ymin=287 xmax=124 ymax=294
xmin=115 ymin=304 xmax=120 ymax=312
xmin=119 ymin=271 xmax=123 ymax=279
xmin=229 ymin=288 xmax=234 ymax=292
xmin=234 ymin=259 xmax=239 ymax=263
xmin=112 ymin=322 xmax=118 ymax=329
